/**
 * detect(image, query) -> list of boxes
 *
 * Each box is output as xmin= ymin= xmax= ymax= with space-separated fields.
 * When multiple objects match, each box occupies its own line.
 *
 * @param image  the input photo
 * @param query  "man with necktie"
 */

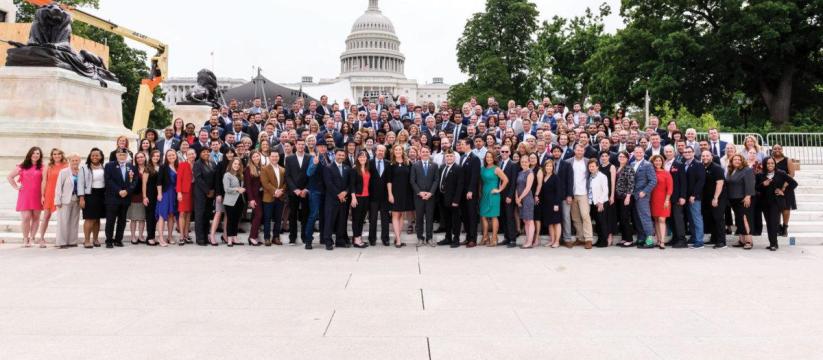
xmin=368 ymin=145 xmax=392 ymax=246
xmin=410 ymin=147 xmax=439 ymax=247
xmin=457 ymin=138 xmax=481 ymax=247
xmin=103 ymin=149 xmax=138 ymax=248
xmin=436 ymin=149 xmax=463 ymax=247
xmin=322 ymin=149 xmax=351 ymax=250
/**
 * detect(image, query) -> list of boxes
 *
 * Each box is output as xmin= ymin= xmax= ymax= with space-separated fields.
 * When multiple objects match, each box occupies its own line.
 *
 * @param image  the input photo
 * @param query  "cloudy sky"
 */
xmin=88 ymin=0 xmax=622 ymax=84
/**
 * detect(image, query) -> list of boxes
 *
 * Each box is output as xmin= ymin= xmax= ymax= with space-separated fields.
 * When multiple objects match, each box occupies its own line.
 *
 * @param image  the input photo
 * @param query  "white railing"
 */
xmin=767 ymin=133 xmax=823 ymax=165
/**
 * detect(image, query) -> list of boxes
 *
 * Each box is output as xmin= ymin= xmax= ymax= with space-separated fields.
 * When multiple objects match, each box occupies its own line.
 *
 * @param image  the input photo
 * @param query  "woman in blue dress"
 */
xmin=155 ymin=149 xmax=178 ymax=247
xmin=479 ymin=151 xmax=509 ymax=246
xmin=515 ymin=155 xmax=535 ymax=248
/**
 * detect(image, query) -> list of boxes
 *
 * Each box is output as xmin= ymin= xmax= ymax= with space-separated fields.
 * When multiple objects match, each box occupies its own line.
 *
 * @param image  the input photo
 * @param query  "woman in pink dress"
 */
xmin=6 ymin=147 xmax=44 ymax=248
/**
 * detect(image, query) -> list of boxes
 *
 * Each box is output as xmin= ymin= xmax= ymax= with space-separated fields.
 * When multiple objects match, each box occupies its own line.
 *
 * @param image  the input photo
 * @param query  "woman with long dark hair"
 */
xmin=155 ymin=149 xmax=179 ymax=246
xmin=143 ymin=150 xmax=161 ymax=245
xmin=127 ymin=151 xmax=147 ymax=244
xmin=7 ymin=146 xmax=44 ymax=248
xmin=615 ymin=151 xmax=636 ymax=247
xmin=244 ymin=151 xmax=263 ymax=246
xmin=78 ymin=148 xmax=106 ymax=248
xmin=349 ymin=150 xmax=371 ymax=248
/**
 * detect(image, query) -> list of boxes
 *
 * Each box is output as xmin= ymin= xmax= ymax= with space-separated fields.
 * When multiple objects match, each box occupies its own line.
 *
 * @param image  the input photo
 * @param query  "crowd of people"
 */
xmin=7 ymin=95 xmax=799 ymax=251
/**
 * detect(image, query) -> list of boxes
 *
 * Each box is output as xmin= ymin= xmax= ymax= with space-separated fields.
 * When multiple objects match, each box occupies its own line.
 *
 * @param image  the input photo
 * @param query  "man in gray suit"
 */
xmin=410 ymin=146 xmax=439 ymax=247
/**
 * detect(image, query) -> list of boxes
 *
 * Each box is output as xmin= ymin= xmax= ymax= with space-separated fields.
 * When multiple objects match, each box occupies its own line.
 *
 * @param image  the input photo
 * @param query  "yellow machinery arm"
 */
xmin=27 ymin=0 xmax=168 ymax=133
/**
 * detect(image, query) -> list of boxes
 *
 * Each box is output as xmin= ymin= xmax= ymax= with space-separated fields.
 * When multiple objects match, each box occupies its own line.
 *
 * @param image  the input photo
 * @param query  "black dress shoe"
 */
xmin=114 ymin=242 xmax=124 ymax=247
xmin=498 ymin=240 xmax=511 ymax=246
xmin=671 ymin=242 xmax=688 ymax=249
xmin=382 ymin=240 xmax=390 ymax=246
xmin=506 ymin=242 xmax=518 ymax=248
xmin=594 ymin=242 xmax=608 ymax=248
xmin=305 ymin=243 xmax=313 ymax=250
xmin=369 ymin=240 xmax=376 ymax=246
xmin=325 ymin=244 xmax=334 ymax=250
xmin=437 ymin=239 xmax=451 ymax=246
xmin=105 ymin=243 xmax=114 ymax=248
xmin=353 ymin=242 xmax=368 ymax=248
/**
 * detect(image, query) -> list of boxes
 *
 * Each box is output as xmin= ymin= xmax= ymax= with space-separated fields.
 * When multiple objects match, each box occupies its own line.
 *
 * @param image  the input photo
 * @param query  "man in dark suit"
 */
xmin=285 ymin=138 xmax=310 ymax=245
xmin=435 ymin=149 xmax=462 ymax=247
xmin=681 ymin=146 xmax=705 ymax=247
xmin=707 ymin=127 xmax=727 ymax=159
xmin=191 ymin=129 xmax=211 ymax=155
xmin=316 ymin=95 xmax=331 ymax=117
xmin=449 ymin=113 xmax=468 ymax=148
xmin=457 ymin=138 xmax=481 ymax=247
xmin=317 ymin=118 xmax=344 ymax=149
xmin=553 ymin=145 xmax=575 ymax=246
xmin=498 ymin=145 xmax=519 ymax=247
xmin=322 ymin=148 xmax=351 ymax=250
xmin=155 ymin=127 xmax=181 ymax=163
xmin=665 ymin=145 xmax=688 ymax=248
xmin=352 ymin=111 xmax=373 ymax=132
xmin=410 ymin=147 xmax=439 ymax=247
xmin=368 ymin=145 xmax=391 ymax=246
xmin=103 ymin=149 xmax=138 ymax=248
xmin=193 ymin=149 xmax=216 ymax=245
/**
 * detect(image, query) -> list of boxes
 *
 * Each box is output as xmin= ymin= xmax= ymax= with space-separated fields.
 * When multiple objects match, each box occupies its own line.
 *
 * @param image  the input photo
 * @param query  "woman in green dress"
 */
xmin=479 ymin=151 xmax=509 ymax=247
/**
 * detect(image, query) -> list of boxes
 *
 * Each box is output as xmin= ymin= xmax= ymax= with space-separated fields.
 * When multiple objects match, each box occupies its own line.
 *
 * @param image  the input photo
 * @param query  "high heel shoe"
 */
xmin=248 ymin=239 xmax=261 ymax=246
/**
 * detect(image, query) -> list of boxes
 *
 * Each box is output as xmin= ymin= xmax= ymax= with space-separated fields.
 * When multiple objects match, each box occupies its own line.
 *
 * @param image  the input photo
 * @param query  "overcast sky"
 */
xmin=89 ymin=0 xmax=622 ymax=84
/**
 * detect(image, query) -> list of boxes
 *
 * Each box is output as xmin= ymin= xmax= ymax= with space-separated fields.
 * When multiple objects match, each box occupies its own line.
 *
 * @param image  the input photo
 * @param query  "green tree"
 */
xmin=591 ymin=0 xmax=823 ymax=128
xmin=452 ymin=0 xmax=539 ymax=108
xmin=13 ymin=0 xmax=171 ymax=130
xmin=528 ymin=4 xmax=612 ymax=107
xmin=14 ymin=0 xmax=99 ymax=22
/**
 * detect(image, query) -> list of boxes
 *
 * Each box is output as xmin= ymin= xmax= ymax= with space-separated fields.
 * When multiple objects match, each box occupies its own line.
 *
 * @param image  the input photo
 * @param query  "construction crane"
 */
xmin=27 ymin=0 xmax=168 ymax=133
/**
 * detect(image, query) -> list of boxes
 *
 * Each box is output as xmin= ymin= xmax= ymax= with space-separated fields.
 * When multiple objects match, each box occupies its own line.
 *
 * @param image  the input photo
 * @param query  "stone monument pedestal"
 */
xmin=0 ymin=67 xmax=130 ymax=170
xmin=169 ymin=104 xmax=213 ymax=130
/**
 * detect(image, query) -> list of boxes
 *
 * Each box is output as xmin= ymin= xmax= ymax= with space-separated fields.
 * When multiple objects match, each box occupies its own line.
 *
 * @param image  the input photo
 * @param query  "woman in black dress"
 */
xmin=143 ymin=150 xmax=161 ymax=245
xmin=770 ymin=144 xmax=796 ymax=236
xmin=615 ymin=151 xmax=636 ymax=247
xmin=598 ymin=150 xmax=617 ymax=246
xmin=536 ymin=159 xmax=563 ymax=247
xmin=757 ymin=157 xmax=797 ymax=251
xmin=387 ymin=145 xmax=413 ymax=248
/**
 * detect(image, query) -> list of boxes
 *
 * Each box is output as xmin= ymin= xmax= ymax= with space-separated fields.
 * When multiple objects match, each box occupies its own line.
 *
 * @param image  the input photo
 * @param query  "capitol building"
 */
xmin=163 ymin=0 xmax=449 ymax=107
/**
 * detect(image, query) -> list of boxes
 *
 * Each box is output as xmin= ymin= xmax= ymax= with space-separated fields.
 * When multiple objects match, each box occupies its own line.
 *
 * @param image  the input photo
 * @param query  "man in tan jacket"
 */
xmin=261 ymin=151 xmax=287 ymax=246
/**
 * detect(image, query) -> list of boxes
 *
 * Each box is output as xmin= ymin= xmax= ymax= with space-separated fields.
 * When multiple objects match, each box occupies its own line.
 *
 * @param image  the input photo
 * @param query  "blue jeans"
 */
xmin=262 ymin=200 xmax=284 ymax=240
xmin=633 ymin=195 xmax=654 ymax=241
xmin=304 ymin=191 xmax=323 ymax=241
xmin=687 ymin=200 xmax=704 ymax=245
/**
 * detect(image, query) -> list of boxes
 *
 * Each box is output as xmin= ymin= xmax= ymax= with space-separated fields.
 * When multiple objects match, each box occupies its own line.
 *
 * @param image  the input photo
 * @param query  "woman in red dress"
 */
xmin=176 ymin=149 xmax=195 ymax=244
xmin=649 ymin=155 xmax=673 ymax=249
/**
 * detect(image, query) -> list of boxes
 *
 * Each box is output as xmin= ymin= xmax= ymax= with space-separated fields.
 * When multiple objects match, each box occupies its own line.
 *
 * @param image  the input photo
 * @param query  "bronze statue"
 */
xmin=5 ymin=4 xmax=117 ymax=85
xmin=178 ymin=69 xmax=222 ymax=108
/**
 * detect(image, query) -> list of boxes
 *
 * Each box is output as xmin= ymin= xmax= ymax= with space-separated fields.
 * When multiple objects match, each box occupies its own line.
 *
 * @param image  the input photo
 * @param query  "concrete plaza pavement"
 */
xmin=1 ymin=241 xmax=822 ymax=360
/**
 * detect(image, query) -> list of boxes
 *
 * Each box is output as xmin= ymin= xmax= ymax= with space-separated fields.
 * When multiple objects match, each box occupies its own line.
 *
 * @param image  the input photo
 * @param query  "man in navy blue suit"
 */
xmin=707 ymin=128 xmax=727 ymax=159
xmin=103 ymin=149 xmax=138 ymax=248
xmin=322 ymin=149 xmax=351 ymax=250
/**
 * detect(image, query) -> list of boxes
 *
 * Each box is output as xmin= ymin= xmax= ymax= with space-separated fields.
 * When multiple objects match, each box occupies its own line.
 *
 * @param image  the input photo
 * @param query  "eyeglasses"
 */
xmin=500 ymin=150 xmax=510 ymax=153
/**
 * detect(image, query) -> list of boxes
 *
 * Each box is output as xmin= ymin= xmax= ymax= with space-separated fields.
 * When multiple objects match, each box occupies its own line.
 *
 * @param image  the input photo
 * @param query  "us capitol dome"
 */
xmin=286 ymin=0 xmax=449 ymax=105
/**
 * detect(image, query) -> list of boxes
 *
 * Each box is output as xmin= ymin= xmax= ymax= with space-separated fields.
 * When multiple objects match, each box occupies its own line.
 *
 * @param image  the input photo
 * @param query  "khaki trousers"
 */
xmin=56 ymin=199 xmax=80 ymax=246
xmin=570 ymin=195 xmax=593 ymax=242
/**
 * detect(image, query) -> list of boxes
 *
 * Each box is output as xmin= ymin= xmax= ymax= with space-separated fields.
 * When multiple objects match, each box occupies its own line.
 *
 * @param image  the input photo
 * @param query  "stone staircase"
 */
xmin=2 ymin=165 xmax=823 ymax=246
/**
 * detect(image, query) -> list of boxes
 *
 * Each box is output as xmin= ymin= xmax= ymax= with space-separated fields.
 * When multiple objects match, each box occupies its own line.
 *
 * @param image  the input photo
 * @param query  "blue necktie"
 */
xmin=423 ymin=162 xmax=428 ymax=176
xmin=378 ymin=160 xmax=383 ymax=176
